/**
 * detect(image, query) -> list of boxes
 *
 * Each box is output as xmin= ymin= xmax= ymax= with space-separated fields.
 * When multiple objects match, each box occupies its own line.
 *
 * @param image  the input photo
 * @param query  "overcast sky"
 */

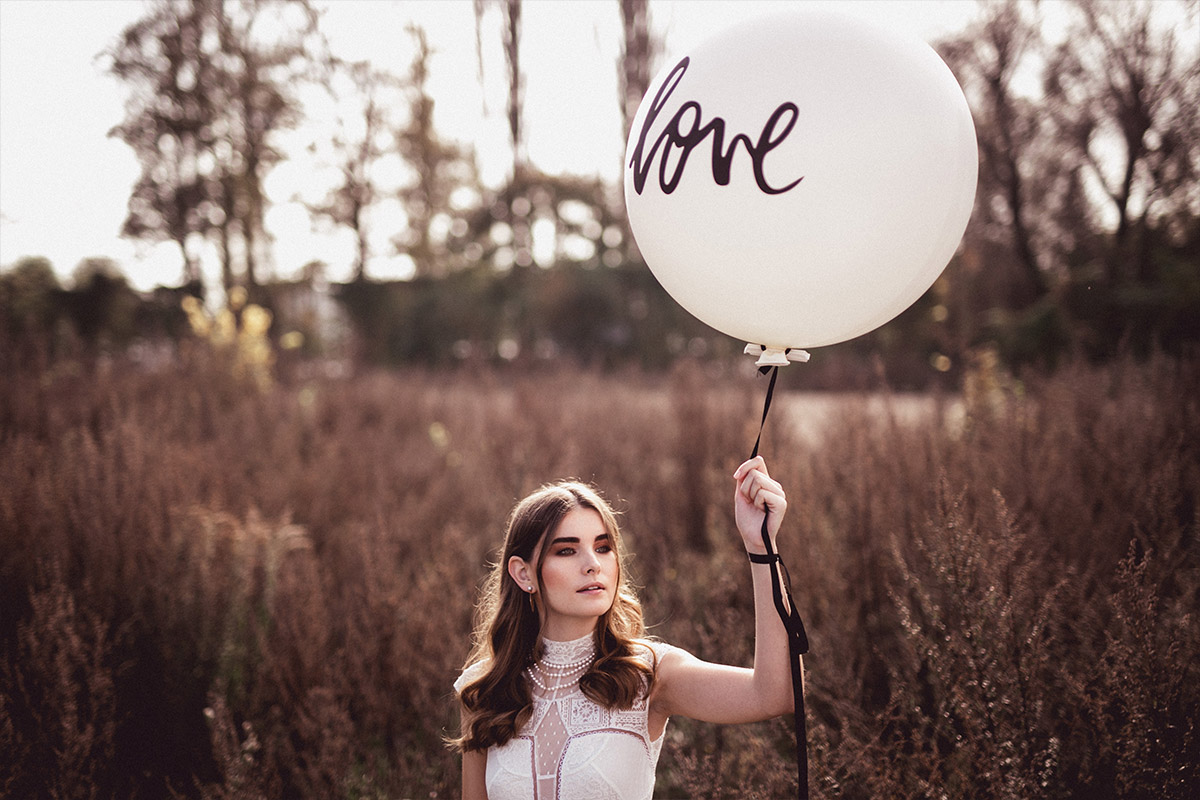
xmin=0 ymin=0 xmax=995 ymax=290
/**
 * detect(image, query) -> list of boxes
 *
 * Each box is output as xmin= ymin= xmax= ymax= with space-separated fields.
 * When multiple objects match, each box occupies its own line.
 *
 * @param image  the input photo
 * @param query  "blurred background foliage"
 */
xmin=2 ymin=0 xmax=1197 ymax=387
xmin=1 ymin=333 xmax=1196 ymax=799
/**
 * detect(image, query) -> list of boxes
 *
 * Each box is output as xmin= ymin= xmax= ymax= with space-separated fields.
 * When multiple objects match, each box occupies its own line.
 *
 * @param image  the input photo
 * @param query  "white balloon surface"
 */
xmin=623 ymin=10 xmax=977 ymax=350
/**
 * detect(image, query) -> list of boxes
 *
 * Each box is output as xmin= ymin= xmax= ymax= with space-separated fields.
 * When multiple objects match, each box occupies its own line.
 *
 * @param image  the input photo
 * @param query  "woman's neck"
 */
xmin=540 ymin=614 xmax=600 ymax=643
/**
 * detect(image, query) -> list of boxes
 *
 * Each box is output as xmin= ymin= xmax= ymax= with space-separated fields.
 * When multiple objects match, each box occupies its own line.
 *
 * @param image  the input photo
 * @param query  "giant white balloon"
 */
xmin=623 ymin=10 xmax=977 ymax=350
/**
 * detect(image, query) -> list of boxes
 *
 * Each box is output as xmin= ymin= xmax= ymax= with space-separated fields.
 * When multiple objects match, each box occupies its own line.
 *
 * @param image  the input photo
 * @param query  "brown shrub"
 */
xmin=0 ymin=345 xmax=1196 ymax=798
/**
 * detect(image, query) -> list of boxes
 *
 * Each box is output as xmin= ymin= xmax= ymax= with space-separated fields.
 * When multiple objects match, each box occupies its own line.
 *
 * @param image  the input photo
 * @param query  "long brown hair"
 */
xmin=453 ymin=481 xmax=655 ymax=752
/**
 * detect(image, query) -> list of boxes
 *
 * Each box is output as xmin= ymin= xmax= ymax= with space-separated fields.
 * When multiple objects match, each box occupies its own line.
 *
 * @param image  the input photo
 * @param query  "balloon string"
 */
xmin=751 ymin=363 xmax=811 ymax=800
xmin=750 ymin=362 xmax=778 ymax=460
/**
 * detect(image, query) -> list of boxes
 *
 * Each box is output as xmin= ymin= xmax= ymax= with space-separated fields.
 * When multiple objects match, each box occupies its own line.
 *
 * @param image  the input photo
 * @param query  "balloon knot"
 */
xmin=744 ymin=344 xmax=811 ymax=370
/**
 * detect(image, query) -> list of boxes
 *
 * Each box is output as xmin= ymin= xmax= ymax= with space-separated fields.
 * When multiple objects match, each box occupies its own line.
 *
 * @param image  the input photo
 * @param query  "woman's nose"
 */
xmin=583 ymin=552 xmax=600 ymax=573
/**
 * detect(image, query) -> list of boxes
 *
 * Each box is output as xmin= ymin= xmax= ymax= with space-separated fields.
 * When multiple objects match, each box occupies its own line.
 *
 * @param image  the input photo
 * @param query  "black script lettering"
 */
xmin=628 ymin=56 xmax=804 ymax=196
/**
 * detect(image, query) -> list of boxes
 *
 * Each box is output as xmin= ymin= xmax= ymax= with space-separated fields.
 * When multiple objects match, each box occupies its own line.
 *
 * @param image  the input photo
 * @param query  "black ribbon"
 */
xmin=750 ymin=361 xmax=810 ymax=800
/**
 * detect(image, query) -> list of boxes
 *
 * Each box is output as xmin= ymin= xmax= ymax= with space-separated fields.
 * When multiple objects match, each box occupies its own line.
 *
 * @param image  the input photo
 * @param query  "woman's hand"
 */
xmin=733 ymin=456 xmax=787 ymax=554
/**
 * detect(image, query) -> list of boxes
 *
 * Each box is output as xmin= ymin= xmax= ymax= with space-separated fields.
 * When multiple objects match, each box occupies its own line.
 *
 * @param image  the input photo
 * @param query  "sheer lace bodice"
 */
xmin=454 ymin=636 xmax=672 ymax=800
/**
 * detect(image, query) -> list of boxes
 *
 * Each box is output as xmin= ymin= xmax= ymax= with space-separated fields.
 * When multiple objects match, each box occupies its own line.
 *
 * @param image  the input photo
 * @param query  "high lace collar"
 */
xmin=540 ymin=632 xmax=597 ymax=667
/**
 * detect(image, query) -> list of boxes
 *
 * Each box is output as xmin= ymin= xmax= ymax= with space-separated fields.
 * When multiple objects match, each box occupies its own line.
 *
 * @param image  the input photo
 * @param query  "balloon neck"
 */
xmin=744 ymin=344 xmax=811 ymax=367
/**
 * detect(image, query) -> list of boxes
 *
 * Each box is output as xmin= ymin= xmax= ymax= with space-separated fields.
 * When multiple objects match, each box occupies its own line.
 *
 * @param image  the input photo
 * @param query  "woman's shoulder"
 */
xmin=631 ymin=637 xmax=686 ymax=667
xmin=453 ymin=658 xmax=491 ymax=696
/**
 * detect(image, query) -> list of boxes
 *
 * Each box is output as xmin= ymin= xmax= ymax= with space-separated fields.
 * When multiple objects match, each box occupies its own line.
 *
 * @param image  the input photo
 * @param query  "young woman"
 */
xmin=452 ymin=456 xmax=796 ymax=800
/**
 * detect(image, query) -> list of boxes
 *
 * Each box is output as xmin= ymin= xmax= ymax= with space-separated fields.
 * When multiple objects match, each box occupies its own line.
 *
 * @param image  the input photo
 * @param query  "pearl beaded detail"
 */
xmin=527 ymin=661 xmax=589 ymax=693
xmin=527 ymin=635 xmax=597 ymax=694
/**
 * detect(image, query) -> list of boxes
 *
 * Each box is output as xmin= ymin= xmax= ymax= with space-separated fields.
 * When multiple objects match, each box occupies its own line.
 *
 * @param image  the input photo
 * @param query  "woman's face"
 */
xmin=533 ymin=507 xmax=619 ymax=641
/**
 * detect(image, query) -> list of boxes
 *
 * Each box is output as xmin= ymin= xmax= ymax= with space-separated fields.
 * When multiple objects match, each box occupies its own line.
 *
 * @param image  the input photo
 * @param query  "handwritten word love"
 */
xmin=628 ymin=57 xmax=804 ymax=196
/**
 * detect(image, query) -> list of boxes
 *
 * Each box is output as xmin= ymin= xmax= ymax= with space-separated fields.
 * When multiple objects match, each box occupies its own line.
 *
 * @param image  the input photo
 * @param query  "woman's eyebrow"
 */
xmin=550 ymin=533 xmax=610 ymax=545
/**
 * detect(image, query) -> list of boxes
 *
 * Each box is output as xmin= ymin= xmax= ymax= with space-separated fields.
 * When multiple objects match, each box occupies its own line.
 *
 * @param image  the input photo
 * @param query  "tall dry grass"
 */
xmin=1 ymin=344 xmax=1196 ymax=799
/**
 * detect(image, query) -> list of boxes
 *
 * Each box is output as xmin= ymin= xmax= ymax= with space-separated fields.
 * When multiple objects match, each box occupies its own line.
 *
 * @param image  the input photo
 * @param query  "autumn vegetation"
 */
xmin=1 ymin=333 xmax=1196 ymax=798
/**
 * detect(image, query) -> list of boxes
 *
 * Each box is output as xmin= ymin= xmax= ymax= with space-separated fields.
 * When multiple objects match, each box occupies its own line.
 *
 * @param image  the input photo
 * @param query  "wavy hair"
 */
xmin=452 ymin=481 xmax=655 ymax=752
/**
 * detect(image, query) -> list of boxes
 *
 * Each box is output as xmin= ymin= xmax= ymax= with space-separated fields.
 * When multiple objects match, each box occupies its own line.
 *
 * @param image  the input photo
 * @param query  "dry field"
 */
xmin=1 ymin=347 xmax=1197 ymax=799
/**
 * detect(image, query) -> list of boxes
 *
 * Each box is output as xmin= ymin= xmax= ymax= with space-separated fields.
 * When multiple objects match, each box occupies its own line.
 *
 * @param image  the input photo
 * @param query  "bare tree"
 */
xmin=502 ymin=0 xmax=525 ymax=173
xmin=939 ymin=0 xmax=1056 ymax=310
xmin=1044 ymin=0 xmax=1200 ymax=284
xmin=617 ymin=0 xmax=659 ymax=141
xmin=211 ymin=0 xmax=321 ymax=291
xmin=107 ymin=0 xmax=322 ymax=293
xmin=616 ymin=0 xmax=661 ymax=267
xmin=473 ymin=0 xmax=532 ymax=268
xmin=394 ymin=25 xmax=480 ymax=278
xmin=107 ymin=0 xmax=219 ymax=285
xmin=305 ymin=60 xmax=403 ymax=282
xmin=932 ymin=0 xmax=1199 ymax=365
xmin=501 ymin=0 xmax=531 ymax=266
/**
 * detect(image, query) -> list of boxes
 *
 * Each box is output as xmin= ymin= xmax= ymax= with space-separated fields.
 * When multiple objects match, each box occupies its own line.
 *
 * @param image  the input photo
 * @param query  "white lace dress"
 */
xmin=454 ymin=635 xmax=673 ymax=800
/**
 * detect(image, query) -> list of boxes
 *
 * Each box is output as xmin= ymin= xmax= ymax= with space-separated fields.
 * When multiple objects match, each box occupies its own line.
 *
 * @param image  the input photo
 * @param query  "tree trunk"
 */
xmin=618 ymin=0 xmax=656 ymax=139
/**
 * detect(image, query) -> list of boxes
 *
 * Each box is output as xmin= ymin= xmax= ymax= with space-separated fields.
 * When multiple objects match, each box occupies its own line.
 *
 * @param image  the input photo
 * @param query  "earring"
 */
xmin=527 ymin=586 xmax=533 ymax=592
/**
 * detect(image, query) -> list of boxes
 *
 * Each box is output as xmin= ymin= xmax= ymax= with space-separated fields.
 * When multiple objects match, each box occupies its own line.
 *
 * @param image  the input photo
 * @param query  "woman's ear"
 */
xmin=508 ymin=555 xmax=535 ymax=592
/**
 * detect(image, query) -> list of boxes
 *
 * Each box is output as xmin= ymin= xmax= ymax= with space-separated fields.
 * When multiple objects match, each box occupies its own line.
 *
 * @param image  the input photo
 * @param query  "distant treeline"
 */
xmin=2 ymin=247 xmax=1198 ymax=390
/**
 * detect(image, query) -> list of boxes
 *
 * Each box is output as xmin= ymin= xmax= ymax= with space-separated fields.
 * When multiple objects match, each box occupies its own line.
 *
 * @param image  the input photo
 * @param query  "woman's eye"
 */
xmin=596 ymin=545 xmax=612 ymax=554
xmin=555 ymin=547 xmax=575 ymax=556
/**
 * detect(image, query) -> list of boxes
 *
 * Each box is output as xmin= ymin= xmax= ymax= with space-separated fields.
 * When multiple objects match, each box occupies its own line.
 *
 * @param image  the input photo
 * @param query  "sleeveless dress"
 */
xmin=453 ymin=635 xmax=673 ymax=800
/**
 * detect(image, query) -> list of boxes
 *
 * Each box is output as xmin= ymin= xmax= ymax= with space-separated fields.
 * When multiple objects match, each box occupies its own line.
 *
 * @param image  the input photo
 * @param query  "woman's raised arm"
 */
xmin=649 ymin=456 xmax=796 ymax=724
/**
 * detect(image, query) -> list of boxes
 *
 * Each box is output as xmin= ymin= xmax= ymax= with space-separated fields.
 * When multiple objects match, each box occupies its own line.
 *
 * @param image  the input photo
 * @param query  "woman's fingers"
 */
xmin=747 ymin=485 xmax=786 ymax=514
xmin=735 ymin=458 xmax=778 ymax=506
xmin=737 ymin=463 xmax=782 ymax=498
xmin=734 ymin=458 xmax=787 ymax=545
xmin=737 ymin=467 xmax=786 ymax=513
xmin=733 ymin=456 xmax=770 ymax=482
